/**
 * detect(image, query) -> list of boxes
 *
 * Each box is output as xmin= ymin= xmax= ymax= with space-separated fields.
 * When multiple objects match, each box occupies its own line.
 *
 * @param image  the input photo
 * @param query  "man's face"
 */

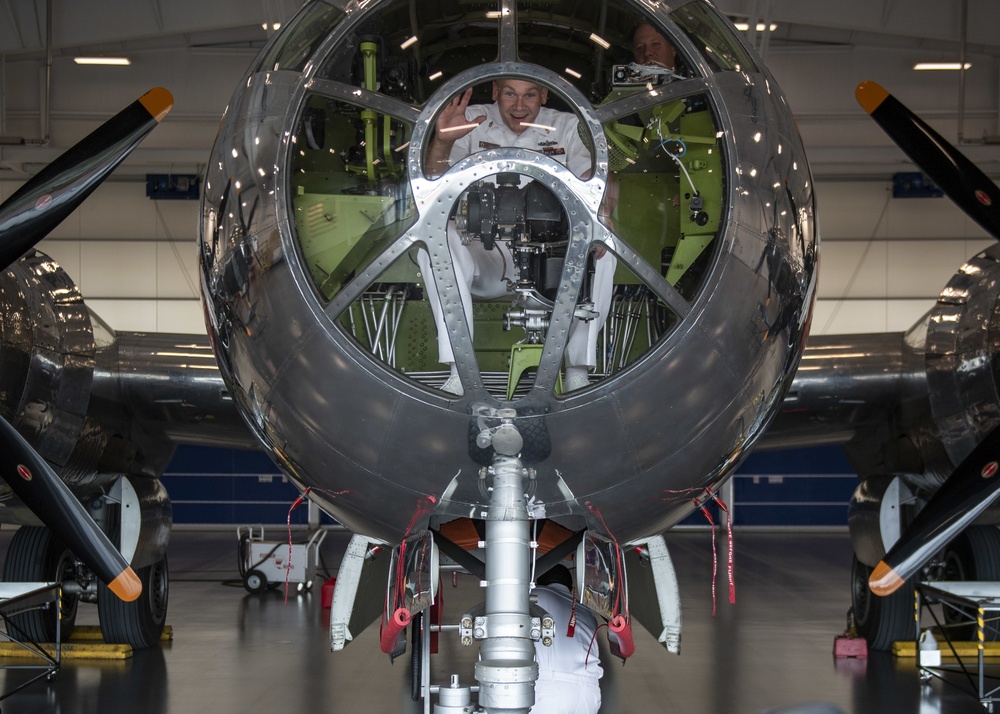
xmin=492 ymin=80 xmax=549 ymax=134
xmin=633 ymin=23 xmax=676 ymax=68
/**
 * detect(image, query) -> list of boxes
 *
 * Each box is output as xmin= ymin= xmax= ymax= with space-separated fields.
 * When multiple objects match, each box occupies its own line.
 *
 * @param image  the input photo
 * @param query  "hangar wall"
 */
xmin=1 ymin=176 xmax=991 ymax=337
xmin=161 ymin=443 xmax=857 ymax=528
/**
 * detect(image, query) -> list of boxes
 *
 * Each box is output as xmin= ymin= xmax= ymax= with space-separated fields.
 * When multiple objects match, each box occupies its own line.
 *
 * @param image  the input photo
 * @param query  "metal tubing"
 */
xmin=476 ymin=455 xmax=536 ymax=713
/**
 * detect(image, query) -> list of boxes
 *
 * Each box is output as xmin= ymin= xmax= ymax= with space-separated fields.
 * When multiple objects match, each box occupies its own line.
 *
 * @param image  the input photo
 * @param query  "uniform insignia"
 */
xmin=541 ymin=147 xmax=566 ymax=156
xmin=537 ymin=140 xmax=558 ymax=147
xmin=479 ymin=141 xmax=500 ymax=150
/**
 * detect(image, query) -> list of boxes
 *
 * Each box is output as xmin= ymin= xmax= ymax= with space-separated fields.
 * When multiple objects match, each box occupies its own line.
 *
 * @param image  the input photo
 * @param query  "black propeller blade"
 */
xmin=856 ymin=81 xmax=1000 ymax=597
xmin=0 ymin=417 xmax=141 ymax=601
xmin=0 ymin=88 xmax=172 ymax=602
xmin=0 ymin=86 xmax=173 ymax=270
xmin=855 ymin=80 xmax=1000 ymax=241
xmin=869 ymin=424 xmax=1000 ymax=596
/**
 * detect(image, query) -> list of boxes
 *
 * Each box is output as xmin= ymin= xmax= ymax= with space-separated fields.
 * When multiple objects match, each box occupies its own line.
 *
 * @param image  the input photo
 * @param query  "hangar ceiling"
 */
xmin=0 ymin=0 xmax=997 ymax=338
xmin=0 ymin=0 xmax=998 ymax=181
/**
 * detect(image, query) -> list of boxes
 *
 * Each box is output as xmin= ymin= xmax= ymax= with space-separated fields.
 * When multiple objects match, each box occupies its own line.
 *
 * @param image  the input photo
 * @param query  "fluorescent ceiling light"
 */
xmin=74 ymin=57 xmax=131 ymax=65
xmin=914 ymin=62 xmax=972 ymax=70
xmin=734 ymin=22 xmax=777 ymax=32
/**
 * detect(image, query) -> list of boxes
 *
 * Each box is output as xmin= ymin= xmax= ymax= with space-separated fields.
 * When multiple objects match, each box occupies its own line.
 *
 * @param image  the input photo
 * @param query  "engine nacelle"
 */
xmin=925 ymin=243 xmax=1000 ymax=468
xmin=0 ymin=250 xmax=95 ymax=477
xmin=0 ymin=251 xmax=185 ymax=543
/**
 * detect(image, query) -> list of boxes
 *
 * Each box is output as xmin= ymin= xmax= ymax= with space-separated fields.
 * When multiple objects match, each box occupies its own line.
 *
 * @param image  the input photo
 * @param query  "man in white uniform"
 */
xmin=420 ymin=79 xmax=616 ymax=395
xmin=532 ymin=564 xmax=602 ymax=713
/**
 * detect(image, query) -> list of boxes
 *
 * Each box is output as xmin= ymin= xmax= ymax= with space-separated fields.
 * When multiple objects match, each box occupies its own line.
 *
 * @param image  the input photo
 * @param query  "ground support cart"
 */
xmin=237 ymin=526 xmax=327 ymax=594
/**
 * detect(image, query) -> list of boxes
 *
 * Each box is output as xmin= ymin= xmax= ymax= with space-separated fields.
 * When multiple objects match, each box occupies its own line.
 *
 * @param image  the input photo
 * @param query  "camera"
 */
xmin=611 ymin=64 xmax=664 ymax=87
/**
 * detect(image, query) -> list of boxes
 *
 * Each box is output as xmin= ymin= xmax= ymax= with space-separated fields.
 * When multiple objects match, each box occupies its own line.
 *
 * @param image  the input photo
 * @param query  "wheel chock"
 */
xmin=833 ymin=632 xmax=868 ymax=658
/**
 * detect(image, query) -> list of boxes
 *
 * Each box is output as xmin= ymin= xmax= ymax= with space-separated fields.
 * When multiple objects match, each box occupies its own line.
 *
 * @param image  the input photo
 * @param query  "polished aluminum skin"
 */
xmin=926 ymin=243 xmax=1000 ymax=466
xmin=766 ymin=243 xmax=1000 ymax=508
xmin=0 ymin=250 xmax=248 ymax=536
xmin=0 ymin=251 xmax=95 ymax=477
xmin=199 ymin=0 xmax=817 ymax=545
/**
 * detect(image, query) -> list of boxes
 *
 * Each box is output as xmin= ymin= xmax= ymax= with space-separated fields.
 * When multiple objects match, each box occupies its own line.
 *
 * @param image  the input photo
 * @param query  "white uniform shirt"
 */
xmin=448 ymin=103 xmax=592 ymax=179
xmin=534 ymin=582 xmax=603 ymax=684
xmin=420 ymin=100 xmax=612 ymax=370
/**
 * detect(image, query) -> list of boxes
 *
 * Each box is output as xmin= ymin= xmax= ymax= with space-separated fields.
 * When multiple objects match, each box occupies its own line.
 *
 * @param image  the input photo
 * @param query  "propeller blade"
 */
xmin=0 ymin=87 xmax=173 ymax=270
xmin=856 ymin=80 xmax=1000 ymax=241
xmin=869 ymin=424 xmax=1000 ymax=596
xmin=0 ymin=416 xmax=141 ymax=602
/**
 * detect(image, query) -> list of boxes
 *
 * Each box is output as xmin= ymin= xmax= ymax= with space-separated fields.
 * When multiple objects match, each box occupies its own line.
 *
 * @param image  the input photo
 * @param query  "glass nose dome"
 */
xmin=283 ymin=0 xmax=738 ymax=401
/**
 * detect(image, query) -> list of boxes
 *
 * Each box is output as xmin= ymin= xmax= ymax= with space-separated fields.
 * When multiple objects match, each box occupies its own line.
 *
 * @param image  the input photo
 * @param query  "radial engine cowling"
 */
xmin=925 ymin=244 xmax=1000 ymax=471
xmin=0 ymin=251 xmax=95 ymax=480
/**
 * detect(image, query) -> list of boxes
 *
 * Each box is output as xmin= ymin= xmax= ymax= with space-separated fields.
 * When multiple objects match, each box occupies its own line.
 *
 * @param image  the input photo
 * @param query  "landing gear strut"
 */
xmin=474 ymin=454 xmax=537 ymax=713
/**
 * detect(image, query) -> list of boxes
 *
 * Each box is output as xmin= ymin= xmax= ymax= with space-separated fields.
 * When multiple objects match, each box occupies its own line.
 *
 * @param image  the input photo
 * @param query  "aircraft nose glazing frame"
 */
xmin=320 ymin=59 xmax=699 ymax=403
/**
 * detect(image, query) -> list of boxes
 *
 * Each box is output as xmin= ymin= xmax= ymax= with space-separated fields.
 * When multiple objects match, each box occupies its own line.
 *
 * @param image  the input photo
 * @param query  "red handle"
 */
xmin=609 ymin=615 xmax=636 ymax=658
xmin=380 ymin=608 xmax=412 ymax=654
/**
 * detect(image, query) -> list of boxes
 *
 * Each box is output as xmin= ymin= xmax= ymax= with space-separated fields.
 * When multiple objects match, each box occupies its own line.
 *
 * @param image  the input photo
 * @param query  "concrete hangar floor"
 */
xmin=0 ymin=528 xmax=986 ymax=714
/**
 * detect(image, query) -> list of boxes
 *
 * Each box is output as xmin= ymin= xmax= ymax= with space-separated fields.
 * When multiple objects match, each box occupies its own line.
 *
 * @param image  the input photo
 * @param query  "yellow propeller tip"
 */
xmin=108 ymin=567 xmax=143 ymax=602
xmin=856 ymin=81 xmax=890 ymax=116
xmin=139 ymin=87 xmax=174 ymax=123
xmin=869 ymin=560 xmax=905 ymax=596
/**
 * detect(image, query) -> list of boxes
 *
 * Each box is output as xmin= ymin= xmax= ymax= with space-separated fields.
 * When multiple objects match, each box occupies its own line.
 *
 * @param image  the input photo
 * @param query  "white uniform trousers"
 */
xmin=418 ymin=222 xmax=616 ymax=369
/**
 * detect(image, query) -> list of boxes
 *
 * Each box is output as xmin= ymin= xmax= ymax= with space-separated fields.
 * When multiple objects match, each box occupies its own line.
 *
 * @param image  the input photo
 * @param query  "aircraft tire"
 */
xmin=2 ymin=526 xmax=79 ymax=642
xmin=98 ymin=555 xmax=169 ymax=649
xmin=941 ymin=526 xmax=1000 ymax=640
xmin=851 ymin=554 xmax=913 ymax=651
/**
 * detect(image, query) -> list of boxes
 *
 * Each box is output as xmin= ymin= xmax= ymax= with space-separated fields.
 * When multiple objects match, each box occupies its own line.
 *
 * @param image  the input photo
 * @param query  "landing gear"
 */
xmin=475 ymin=455 xmax=537 ymax=712
xmin=852 ymin=525 xmax=1000 ymax=649
xmin=2 ymin=526 xmax=79 ymax=642
xmin=851 ymin=553 xmax=913 ymax=651
xmin=941 ymin=525 xmax=1000 ymax=640
xmin=98 ymin=555 xmax=169 ymax=648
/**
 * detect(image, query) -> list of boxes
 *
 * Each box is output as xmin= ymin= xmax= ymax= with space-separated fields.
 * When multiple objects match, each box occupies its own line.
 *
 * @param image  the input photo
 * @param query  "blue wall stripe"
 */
xmin=162 ymin=444 xmax=860 ymax=527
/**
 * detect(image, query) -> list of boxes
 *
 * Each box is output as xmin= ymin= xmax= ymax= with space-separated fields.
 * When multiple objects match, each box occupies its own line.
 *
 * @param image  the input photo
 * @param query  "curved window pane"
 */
xmin=255 ymin=2 xmax=345 ymax=74
xmin=316 ymin=3 xmax=500 ymax=104
xmin=596 ymin=87 xmax=723 ymax=373
xmin=424 ymin=80 xmax=594 ymax=181
xmin=670 ymin=2 xmax=760 ymax=73
xmin=291 ymin=93 xmax=416 ymax=301
xmin=514 ymin=3 xmax=698 ymax=100
xmin=284 ymin=0 xmax=729 ymax=398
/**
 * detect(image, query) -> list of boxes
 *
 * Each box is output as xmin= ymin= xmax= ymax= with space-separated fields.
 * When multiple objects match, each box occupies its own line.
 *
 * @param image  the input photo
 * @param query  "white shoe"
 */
xmin=564 ymin=371 xmax=590 ymax=392
xmin=441 ymin=374 xmax=464 ymax=396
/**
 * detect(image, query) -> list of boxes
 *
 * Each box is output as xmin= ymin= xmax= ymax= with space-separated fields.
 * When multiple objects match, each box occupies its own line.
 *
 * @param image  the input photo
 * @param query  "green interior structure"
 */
xmin=283 ymin=1 xmax=730 ymax=397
